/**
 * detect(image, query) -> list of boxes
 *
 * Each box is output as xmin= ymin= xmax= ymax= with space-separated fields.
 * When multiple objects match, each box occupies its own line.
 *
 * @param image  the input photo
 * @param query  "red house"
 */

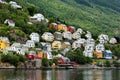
xmin=58 ymin=58 xmax=65 ymax=64
xmin=67 ymin=26 xmax=75 ymax=32
xmin=27 ymin=51 xmax=37 ymax=59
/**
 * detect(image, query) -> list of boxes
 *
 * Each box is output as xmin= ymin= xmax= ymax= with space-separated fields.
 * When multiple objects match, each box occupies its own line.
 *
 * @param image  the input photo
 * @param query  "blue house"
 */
xmin=103 ymin=50 xmax=112 ymax=59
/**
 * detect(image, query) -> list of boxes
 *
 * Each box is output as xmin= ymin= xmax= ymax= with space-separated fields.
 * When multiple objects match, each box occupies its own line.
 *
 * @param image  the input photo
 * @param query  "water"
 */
xmin=0 ymin=69 xmax=120 ymax=80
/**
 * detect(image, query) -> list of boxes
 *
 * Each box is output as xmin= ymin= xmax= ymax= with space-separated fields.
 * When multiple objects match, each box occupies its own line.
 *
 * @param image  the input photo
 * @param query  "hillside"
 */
xmin=23 ymin=0 xmax=120 ymax=37
xmin=0 ymin=2 xmax=45 ymax=43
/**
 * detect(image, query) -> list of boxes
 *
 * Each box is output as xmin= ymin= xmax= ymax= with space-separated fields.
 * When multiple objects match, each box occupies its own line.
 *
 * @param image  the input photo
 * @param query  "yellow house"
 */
xmin=63 ymin=26 xmax=67 ymax=31
xmin=52 ymin=41 xmax=62 ymax=49
xmin=94 ymin=51 xmax=103 ymax=58
xmin=0 ymin=39 xmax=10 ymax=50
xmin=62 ymin=42 xmax=71 ymax=49
xmin=58 ymin=24 xmax=67 ymax=31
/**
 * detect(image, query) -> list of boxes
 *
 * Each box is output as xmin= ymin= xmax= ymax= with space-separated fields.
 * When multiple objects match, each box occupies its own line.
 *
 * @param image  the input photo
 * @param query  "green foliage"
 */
xmin=27 ymin=4 xmax=37 ymax=16
xmin=52 ymin=50 xmax=61 ymax=55
xmin=18 ymin=54 xmax=27 ymax=63
xmin=96 ymin=60 xmax=104 ymax=67
xmin=35 ymin=21 xmax=48 ymax=35
xmin=113 ymin=60 xmax=120 ymax=67
xmin=104 ymin=60 xmax=111 ymax=67
xmin=47 ymin=27 xmax=57 ymax=34
xmin=1 ymin=54 xmax=19 ymax=67
xmin=48 ymin=57 xmax=58 ymax=66
xmin=48 ymin=59 xmax=53 ymax=66
xmin=52 ymin=57 xmax=58 ymax=65
xmin=1 ymin=53 xmax=27 ymax=68
xmin=42 ymin=58 xmax=49 ymax=67
xmin=65 ymin=48 xmax=92 ymax=64
xmin=26 ymin=0 xmax=120 ymax=37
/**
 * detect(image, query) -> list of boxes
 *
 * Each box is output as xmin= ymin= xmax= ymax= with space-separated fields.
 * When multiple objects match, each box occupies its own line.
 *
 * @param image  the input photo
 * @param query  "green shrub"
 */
xmin=52 ymin=57 xmax=58 ymax=65
xmin=65 ymin=48 xmax=92 ymax=64
xmin=104 ymin=60 xmax=111 ymax=67
xmin=113 ymin=61 xmax=120 ymax=67
xmin=18 ymin=54 xmax=27 ymax=63
xmin=42 ymin=58 xmax=49 ymax=67
xmin=1 ymin=54 xmax=19 ymax=67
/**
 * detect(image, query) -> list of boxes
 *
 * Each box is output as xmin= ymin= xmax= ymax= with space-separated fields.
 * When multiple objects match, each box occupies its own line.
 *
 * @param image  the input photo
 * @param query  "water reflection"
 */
xmin=0 ymin=69 xmax=120 ymax=80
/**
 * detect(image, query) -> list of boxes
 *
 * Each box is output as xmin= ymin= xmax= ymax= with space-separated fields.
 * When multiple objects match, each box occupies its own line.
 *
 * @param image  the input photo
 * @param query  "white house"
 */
xmin=72 ymin=41 xmax=81 ymax=49
xmin=62 ymin=31 xmax=72 ymax=40
xmin=83 ymin=50 xmax=93 ymax=58
xmin=72 ymin=32 xmax=81 ymax=39
xmin=18 ymin=46 xmax=28 ymax=55
xmin=44 ymin=51 xmax=53 ymax=59
xmin=41 ymin=42 xmax=52 ymax=51
xmin=95 ymin=43 xmax=105 ymax=52
xmin=0 ymin=37 xmax=10 ymax=43
xmin=9 ymin=1 xmax=22 ymax=9
xmin=4 ymin=19 xmax=15 ymax=27
xmin=7 ymin=42 xmax=21 ymax=52
xmin=85 ymin=38 xmax=95 ymax=46
xmin=84 ymin=44 xmax=94 ymax=52
xmin=24 ymin=40 xmax=35 ymax=48
xmin=30 ymin=13 xmax=48 ymax=22
xmin=98 ymin=34 xmax=109 ymax=44
xmin=76 ymin=28 xmax=83 ymax=34
xmin=83 ymin=44 xmax=94 ymax=58
xmin=42 ymin=32 xmax=54 ymax=42
xmin=16 ymin=49 xmax=25 ymax=55
xmin=109 ymin=38 xmax=117 ymax=44
xmin=30 ymin=32 xmax=40 ymax=43
xmin=77 ymin=38 xmax=86 ymax=45
xmin=30 ymin=13 xmax=44 ymax=21
xmin=61 ymin=48 xmax=70 ymax=55
xmin=0 ymin=0 xmax=6 ymax=3
xmin=85 ymin=31 xmax=92 ymax=39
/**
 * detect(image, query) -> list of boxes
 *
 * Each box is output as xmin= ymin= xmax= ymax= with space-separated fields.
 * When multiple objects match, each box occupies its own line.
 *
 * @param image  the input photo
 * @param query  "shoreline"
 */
xmin=0 ymin=66 xmax=120 ymax=70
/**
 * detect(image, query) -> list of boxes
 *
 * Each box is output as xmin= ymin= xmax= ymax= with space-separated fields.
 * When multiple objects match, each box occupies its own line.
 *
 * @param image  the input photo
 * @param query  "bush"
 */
xmin=42 ymin=58 xmax=49 ymax=67
xmin=48 ymin=59 xmax=53 ymax=66
xmin=85 ymin=57 xmax=93 ymax=64
xmin=104 ymin=60 xmax=111 ymax=67
xmin=1 ymin=54 xmax=19 ymax=67
xmin=18 ymin=54 xmax=27 ymax=63
xmin=96 ymin=61 xmax=103 ymax=67
xmin=113 ymin=61 xmax=120 ymax=67
xmin=52 ymin=57 xmax=58 ymax=65
xmin=9 ymin=55 xmax=19 ymax=67
xmin=65 ymin=49 xmax=92 ymax=64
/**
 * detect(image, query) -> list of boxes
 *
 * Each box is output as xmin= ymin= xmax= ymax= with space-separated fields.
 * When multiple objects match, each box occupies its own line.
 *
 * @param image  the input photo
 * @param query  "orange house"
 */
xmin=94 ymin=51 xmax=103 ymax=58
xmin=58 ymin=24 xmax=67 ymax=31
xmin=37 ymin=51 xmax=47 ymax=59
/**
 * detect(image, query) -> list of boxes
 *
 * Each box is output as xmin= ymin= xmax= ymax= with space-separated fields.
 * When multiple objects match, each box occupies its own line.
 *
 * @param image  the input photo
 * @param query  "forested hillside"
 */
xmin=24 ymin=0 xmax=120 ymax=37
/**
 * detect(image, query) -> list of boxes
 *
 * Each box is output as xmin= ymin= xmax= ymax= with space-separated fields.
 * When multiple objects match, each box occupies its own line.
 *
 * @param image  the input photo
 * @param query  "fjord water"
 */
xmin=0 ymin=69 xmax=120 ymax=80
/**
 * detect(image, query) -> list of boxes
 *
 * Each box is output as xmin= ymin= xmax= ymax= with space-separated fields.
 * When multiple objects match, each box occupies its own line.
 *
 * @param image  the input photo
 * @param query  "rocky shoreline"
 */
xmin=0 ymin=65 xmax=120 ymax=70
